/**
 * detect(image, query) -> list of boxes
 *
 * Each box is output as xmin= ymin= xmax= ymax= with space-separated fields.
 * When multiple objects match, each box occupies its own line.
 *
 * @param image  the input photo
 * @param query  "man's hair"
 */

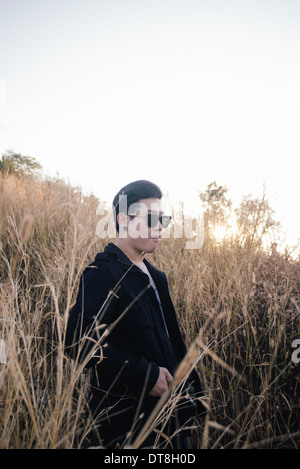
xmin=112 ymin=180 xmax=162 ymax=233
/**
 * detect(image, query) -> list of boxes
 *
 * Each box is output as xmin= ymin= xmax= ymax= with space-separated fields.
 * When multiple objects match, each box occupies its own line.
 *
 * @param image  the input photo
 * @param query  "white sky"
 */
xmin=0 ymin=0 xmax=300 ymax=249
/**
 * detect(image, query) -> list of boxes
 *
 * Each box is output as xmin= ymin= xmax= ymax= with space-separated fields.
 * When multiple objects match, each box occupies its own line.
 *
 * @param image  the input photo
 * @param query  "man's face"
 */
xmin=125 ymin=197 xmax=163 ymax=254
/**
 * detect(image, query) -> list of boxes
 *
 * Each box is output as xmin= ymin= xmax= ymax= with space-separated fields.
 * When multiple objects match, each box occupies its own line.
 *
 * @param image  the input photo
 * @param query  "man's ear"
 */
xmin=117 ymin=212 xmax=129 ymax=230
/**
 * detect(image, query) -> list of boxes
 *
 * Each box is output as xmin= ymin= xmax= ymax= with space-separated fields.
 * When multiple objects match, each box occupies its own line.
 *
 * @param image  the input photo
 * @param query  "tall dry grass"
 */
xmin=0 ymin=172 xmax=299 ymax=448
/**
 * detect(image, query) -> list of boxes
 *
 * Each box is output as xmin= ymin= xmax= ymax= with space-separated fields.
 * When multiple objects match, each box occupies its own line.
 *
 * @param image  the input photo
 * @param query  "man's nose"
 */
xmin=156 ymin=220 xmax=163 ymax=232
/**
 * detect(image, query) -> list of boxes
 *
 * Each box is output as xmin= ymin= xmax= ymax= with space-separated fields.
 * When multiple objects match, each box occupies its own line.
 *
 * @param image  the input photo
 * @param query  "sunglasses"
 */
xmin=128 ymin=212 xmax=172 ymax=228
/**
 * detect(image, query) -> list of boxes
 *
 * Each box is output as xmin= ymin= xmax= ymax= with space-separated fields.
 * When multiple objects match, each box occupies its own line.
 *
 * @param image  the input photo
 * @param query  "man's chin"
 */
xmin=150 ymin=238 xmax=160 ymax=252
xmin=144 ymin=238 xmax=161 ymax=253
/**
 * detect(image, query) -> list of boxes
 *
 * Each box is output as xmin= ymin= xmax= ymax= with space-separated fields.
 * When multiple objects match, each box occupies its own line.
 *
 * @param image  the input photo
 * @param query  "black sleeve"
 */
xmin=65 ymin=264 xmax=159 ymax=394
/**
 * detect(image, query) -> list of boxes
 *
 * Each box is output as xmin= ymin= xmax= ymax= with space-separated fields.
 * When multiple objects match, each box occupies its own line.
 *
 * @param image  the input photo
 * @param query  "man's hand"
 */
xmin=149 ymin=367 xmax=173 ymax=397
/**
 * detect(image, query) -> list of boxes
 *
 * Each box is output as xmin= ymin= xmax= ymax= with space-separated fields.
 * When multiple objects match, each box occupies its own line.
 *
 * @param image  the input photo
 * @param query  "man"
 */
xmin=65 ymin=180 xmax=204 ymax=448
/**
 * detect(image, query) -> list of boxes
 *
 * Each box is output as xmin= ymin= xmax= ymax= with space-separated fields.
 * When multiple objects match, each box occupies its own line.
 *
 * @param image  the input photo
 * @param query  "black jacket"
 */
xmin=65 ymin=243 xmax=203 ymax=446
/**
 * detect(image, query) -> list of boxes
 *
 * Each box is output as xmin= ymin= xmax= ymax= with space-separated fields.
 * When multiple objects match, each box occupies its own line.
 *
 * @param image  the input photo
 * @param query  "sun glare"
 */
xmin=213 ymin=224 xmax=228 ymax=243
xmin=212 ymin=217 xmax=239 ymax=244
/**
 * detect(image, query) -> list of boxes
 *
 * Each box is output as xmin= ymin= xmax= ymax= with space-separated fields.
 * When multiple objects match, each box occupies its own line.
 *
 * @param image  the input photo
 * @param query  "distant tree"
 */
xmin=235 ymin=191 xmax=280 ymax=246
xmin=199 ymin=181 xmax=232 ymax=236
xmin=0 ymin=151 xmax=42 ymax=176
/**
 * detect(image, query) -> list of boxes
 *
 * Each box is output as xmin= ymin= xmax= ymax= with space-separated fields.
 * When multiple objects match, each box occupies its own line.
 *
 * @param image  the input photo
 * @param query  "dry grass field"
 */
xmin=0 ymin=172 xmax=299 ymax=449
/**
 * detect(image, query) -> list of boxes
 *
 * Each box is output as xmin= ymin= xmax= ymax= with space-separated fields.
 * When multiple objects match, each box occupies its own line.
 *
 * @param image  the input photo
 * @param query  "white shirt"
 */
xmin=137 ymin=262 xmax=170 ymax=338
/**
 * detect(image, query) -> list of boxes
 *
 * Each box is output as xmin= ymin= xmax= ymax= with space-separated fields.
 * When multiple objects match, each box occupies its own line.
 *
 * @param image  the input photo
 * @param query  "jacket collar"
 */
xmin=104 ymin=242 xmax=142 ymax=271
xmin=103 ymin=242 xmax=165 ymax=282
